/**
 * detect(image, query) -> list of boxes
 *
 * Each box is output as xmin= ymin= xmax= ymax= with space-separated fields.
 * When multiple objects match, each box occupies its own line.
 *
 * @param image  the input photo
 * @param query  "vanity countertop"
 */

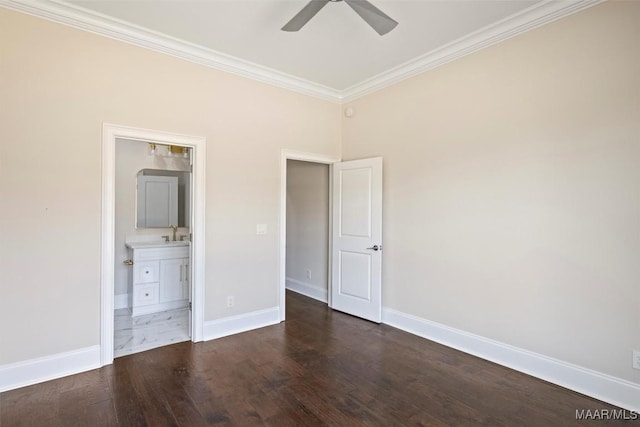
xmin=126 ymin=240 xmax=189 ymax=250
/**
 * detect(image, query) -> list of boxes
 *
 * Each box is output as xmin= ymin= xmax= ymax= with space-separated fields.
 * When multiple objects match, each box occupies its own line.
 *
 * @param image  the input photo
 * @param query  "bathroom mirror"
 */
xmin=136 ymin=169 xmax=190 ymax=228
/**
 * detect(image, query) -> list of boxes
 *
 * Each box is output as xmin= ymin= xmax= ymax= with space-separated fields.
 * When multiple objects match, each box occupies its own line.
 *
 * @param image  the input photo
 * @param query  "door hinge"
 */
xmin=190 ymin=232 xmax=192 ymax=242
xmin=188 ymin=302 xmax=192 ymax=311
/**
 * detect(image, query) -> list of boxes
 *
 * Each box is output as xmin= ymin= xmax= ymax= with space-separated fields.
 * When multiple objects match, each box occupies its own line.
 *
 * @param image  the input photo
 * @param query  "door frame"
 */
xmin=100 ymin=123 xmax=206 ymax=366
xmin=279 ymin=150 xmax=340 ymax=321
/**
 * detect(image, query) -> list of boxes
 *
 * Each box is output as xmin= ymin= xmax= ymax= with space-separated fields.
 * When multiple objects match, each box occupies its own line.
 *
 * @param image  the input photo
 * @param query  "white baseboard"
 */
xmin=203 ymin=307 xmax=280 ymax=341
xmin=286 ymin=277 xmax=328 ymax=303
xmin=382 ymin=308 xmax=640 ymax=412
xmin=0 ymin=345 xmax=101 ymax=393
xmin=114 ymin=293 xmax=129 ymax=310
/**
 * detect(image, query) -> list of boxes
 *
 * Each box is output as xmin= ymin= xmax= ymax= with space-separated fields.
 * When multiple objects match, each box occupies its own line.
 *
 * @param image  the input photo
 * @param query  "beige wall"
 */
xmin=1 ymin=0 xmax=638 ymax=389
xmin=286 ymin=160 xmax=329 ymax=293
xmin=0 ymin=8 xmax=340 ymax=365
xmin=341 ymin=1 xmax=640 ymax=383
xmin=114 ymin=138 xmax=191 ymax=297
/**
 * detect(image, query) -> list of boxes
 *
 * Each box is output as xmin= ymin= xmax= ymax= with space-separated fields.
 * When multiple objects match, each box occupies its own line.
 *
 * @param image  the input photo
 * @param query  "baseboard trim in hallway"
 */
xmin=285 ymin=277 xmax=328 ymax=303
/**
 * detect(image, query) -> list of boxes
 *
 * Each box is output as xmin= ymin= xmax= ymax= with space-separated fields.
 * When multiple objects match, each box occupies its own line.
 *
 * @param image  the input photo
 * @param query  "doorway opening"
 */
xmin=279 ymin=152 xmax=384 ymax=323
xmin=285 ymin=160 xmax=331 ymax=306
xmin=114 ymin=138 xmax=192 ymax=358
xmin=101 ymin=124 xmax=206 ymax=366
xmin=279 ymin=150 xmax=339 ymax=321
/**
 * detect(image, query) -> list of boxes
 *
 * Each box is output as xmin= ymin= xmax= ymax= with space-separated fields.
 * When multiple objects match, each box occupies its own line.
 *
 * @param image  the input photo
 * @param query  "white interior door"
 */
xmin=331 ymin=157 xmax=382 ymax=323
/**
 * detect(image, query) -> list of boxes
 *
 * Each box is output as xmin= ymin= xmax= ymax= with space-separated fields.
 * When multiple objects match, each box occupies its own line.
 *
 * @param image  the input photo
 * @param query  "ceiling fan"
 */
xmin=282 ymin=0 xmax=398 ymax=36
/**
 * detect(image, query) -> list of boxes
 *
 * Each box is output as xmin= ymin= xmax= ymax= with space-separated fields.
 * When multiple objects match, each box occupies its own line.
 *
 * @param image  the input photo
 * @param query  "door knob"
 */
xmin=366 ymin=245 xmax=381 ymax=251
xmin=123 ymin=259 xmax=134 ymax=265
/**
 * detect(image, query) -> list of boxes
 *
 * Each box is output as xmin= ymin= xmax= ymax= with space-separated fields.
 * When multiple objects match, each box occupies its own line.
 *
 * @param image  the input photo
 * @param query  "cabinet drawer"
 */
xmin=133 ymin=283 xmax=159 ymax=306
xmin=134 ymin=261 xmax=159 ymax=284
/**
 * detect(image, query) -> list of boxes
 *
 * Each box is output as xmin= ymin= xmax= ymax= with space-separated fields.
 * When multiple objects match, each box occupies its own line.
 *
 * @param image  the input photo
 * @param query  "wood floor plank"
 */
xmin=1 ymin=291 xmax=635 ymax=426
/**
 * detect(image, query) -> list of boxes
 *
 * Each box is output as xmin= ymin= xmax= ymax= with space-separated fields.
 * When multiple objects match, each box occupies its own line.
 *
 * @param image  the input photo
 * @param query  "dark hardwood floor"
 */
xmin=1 ymin=291 xmax=634 ymax=426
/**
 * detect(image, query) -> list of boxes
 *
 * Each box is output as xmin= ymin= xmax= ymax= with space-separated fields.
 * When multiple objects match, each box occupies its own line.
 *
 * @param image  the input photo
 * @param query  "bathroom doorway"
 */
xmin=100 ymin=124 xmax=205 ymax=366
xmin=113 ymin=138 xmax=192 ymax=358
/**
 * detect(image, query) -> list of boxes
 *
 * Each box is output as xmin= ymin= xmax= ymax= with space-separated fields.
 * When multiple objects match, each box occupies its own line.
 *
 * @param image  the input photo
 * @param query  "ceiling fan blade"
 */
xmin=344 ymin=0 xmax=398 ymax=36
xmin=282 ymin=0 xmax=330 ymax=32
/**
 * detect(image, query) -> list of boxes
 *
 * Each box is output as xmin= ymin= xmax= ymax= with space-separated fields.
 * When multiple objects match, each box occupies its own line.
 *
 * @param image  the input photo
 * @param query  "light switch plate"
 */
xmin=633 ymin=350 xmax=640 ymax=370
xmin=256 ymin=224 xmax=267 ymax=235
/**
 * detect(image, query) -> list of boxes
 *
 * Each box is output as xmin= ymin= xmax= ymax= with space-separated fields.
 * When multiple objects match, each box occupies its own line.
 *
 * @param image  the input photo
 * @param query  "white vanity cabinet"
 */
xmin=126 ymin=242 xmax=189 ymax=317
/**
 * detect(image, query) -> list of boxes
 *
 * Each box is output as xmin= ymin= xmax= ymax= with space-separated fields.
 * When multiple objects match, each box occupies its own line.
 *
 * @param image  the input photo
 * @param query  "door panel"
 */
xmin=339 ymin=167 xmax=372 ymax=238
xmin=338 ymin=251 xmax=371 ymax=300
xmin=331 ymin=157 xmax=382 ymax=323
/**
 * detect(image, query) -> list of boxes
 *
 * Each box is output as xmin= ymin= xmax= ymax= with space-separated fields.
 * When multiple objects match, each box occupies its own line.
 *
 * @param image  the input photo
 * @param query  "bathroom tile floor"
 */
xmin=114 ymin=307 xmax=190 ymax=358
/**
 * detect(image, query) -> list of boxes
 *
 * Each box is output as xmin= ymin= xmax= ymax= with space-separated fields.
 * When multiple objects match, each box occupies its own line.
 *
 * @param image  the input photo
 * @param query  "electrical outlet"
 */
xmin=633 ymin=350 xmax=640 ymax=370
xmin=306 ymin=270 xmax=311 ymax=280
xmin=226 ymin=296 xmax=234 ymax=308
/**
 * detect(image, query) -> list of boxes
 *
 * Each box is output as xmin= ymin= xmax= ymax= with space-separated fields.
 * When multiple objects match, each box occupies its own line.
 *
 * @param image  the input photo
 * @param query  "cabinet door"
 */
xmin=136 ymin=175 xmax=178 ymax=228
xmin=159 ymin=258 xmax=184 ymax=303
xmin=182 ymin=258 xmax=189 ymax=301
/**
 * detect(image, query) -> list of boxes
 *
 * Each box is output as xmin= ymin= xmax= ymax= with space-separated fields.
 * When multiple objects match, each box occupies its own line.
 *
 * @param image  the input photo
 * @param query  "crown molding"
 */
xmin=0 ymin=0 xmax=343 ymax=103
xmin=1 ymin=0 xmax=603 ymax=104
xmin=341 ymin=0 xmax=605 ymax=103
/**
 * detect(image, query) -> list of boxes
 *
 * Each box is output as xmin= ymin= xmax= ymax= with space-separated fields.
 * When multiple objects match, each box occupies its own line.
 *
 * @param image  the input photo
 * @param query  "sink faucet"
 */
xmin=170 ymin=225 xmax=178 ymax=241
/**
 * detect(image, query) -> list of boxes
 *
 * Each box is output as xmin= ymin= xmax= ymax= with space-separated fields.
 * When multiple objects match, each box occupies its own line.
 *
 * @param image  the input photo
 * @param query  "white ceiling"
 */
xmin=3 ymin=0 xmax=600 ymax=101
xmin=67 ymin=0 xmax=539 ymax=90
